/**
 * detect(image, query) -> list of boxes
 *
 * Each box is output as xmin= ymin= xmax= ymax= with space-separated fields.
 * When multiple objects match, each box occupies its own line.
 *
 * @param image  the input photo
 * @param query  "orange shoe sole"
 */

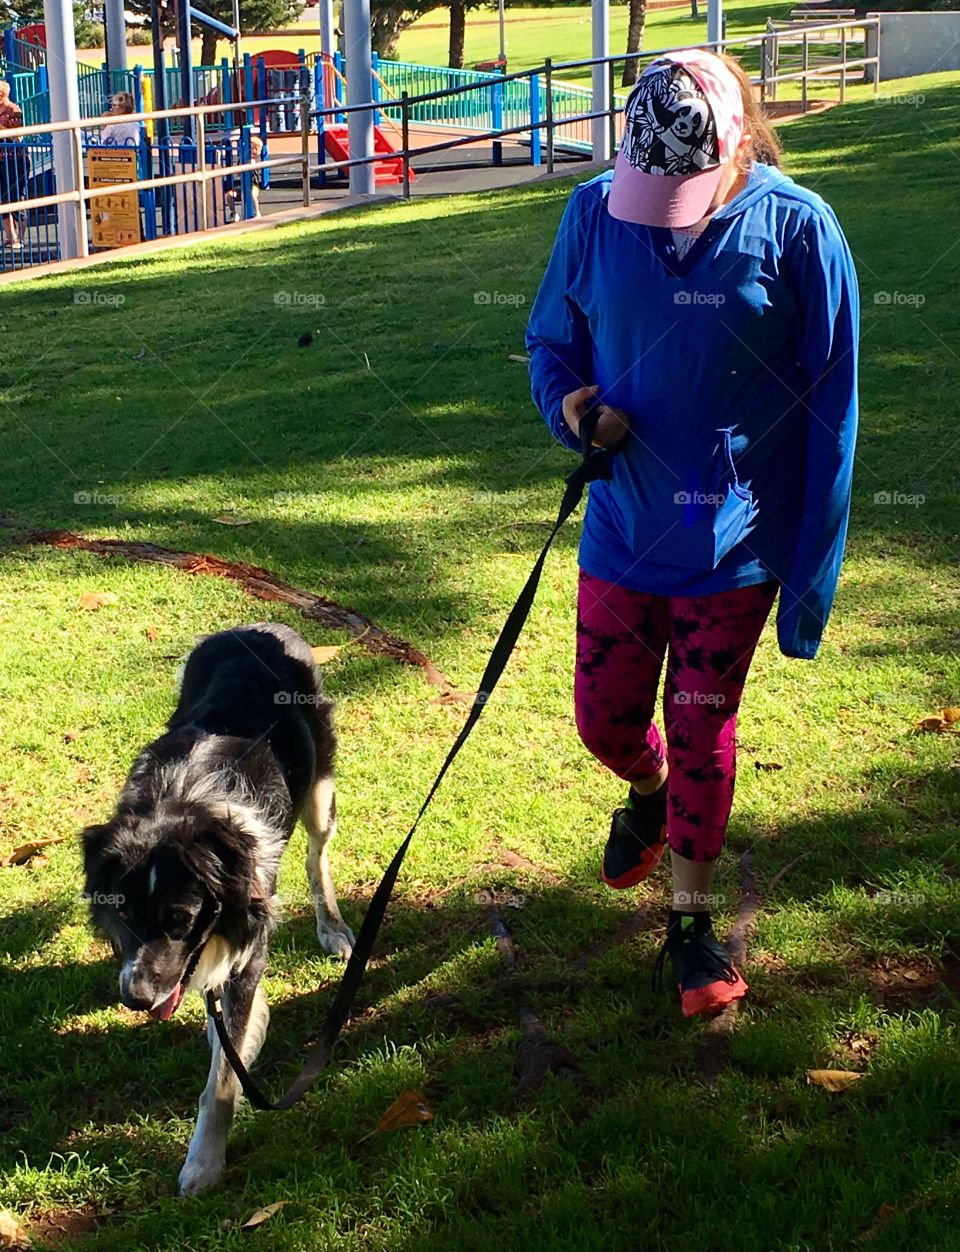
xmin=680 ymin=971 xmax=749 ymax=1018
xmin=601 ymin=825 xmax=668 ymax=889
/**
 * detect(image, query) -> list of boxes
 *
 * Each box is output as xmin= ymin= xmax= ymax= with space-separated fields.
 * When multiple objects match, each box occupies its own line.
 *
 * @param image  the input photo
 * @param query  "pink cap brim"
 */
xmin=607 ymin=151 xmax=724 ymax=228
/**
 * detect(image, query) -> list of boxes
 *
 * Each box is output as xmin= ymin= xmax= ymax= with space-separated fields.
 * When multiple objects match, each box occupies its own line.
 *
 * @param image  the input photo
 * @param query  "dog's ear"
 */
xmin=80 ymin=819 xmax=123 ymax=891
xmin=180 ymin=818 xmax=261 ymax=911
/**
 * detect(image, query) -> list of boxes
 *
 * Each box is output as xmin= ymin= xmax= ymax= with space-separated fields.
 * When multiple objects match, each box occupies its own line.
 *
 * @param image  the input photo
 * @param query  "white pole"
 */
xmin=320 ymin=0 xmax=335 ymax=60
xmin=343 ymin=0 xmax=375 ymax=195
xmin=232 ymin=0 xmax=242 ymax=65
xmin=591 ymin=0 xmax=610 ymax=161
xmin=43 ymin=0 xmax=82 ymax=259
xmin=105 ymin=0 xmax=128 ymax=76
xmin=707 ymin=0 xmax=723 ymax=47
xmin=498 ymin=0 xmax=505 ymax=62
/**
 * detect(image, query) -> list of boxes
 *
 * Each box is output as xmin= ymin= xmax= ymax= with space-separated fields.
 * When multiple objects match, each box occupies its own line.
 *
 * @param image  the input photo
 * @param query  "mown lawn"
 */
xmin=1 ymin=71 xmax=959 ymax=1252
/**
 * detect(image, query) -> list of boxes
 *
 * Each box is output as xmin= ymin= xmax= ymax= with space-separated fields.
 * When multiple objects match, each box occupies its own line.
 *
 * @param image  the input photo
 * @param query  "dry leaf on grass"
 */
xmin=1 ymin=837 xmax=66 ymax=867
xmin=375 ymin=1089 xmax=434 ymax=1133
xmin=310 ymin=645 xmax=343 ymax=665
xmin=145 ymin=625 xmax=160 ymax=642
xmin=0 ymin=1210 xmax=31 ymax=1250
xmin=916 ymin=708 xmax=960 ymax=733
xmin=240 ymin=1201 xmax=288 ymax=1230
xmin=806 ymin=1069 xmax=863 ymax=1092
xmin=212 ymin=516 xmax=253 ymax=527
xmin=77 ymin=591 xmax=117 ymax=611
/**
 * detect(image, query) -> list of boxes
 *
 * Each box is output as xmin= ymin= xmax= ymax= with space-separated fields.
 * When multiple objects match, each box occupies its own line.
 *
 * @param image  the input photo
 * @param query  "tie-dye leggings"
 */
xmin=575 ymin=569 xmax=779 ymax=863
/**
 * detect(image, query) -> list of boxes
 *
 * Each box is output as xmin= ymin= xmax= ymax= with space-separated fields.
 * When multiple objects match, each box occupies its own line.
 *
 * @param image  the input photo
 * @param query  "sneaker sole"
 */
xmin=680 ymin=972 xmax=749 ymax=1018
xmin=600 ymin=828 xmax=668 ymax=890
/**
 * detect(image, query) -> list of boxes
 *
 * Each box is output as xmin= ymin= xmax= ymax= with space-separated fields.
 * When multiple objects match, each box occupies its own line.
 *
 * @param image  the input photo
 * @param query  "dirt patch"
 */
xmin=866 ymin=950 xmax=960 ymax=1009
xmin=23 ymin=530 xmax=461 ymax=696
xmin=28 ymin=1207 xmax=105 ymax=1249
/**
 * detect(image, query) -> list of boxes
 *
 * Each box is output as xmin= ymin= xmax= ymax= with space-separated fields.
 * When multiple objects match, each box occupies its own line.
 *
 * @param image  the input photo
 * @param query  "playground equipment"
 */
xmin=320 ymin=122 xmax=414 ymax=187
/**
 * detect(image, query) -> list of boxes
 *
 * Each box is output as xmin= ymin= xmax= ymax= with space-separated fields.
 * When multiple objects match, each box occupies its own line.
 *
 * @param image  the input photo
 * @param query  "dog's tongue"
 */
xmin=149 ymin=981 xmax=184 ymax=1022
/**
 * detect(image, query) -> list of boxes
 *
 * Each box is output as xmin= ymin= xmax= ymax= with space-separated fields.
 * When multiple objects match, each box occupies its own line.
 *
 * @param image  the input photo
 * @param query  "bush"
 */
xmin=75 ymin=19 xmax=104 ymax=47
xmin=129 ymin=27 xmax=153 ymax=45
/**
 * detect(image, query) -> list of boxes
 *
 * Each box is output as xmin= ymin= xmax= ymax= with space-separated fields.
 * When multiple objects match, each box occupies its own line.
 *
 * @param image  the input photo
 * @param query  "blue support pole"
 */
xmin=3 ymin=30 xmax=15 ymax=69
xmin=530 ymin=71 xmax=541 ymax=166
xmin=243 ymin=51 xmax=254 ymax=126
xmin=221 ymin=55 xmax=232 ymax=128
xmin=371 ymin=51 xmax=380 ymax=125
xmin=334 ymin=50 xmax=344 ymax=122
xmin=492 ymin=77 xmax=503 ymax=167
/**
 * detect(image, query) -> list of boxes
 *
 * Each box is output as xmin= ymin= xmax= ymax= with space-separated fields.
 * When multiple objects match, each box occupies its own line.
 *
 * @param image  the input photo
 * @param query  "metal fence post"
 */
xmin=71 ymin=122 xmax=89 ymax=258
xmin=801 ymin=30 xmax=809 ymax=112
xmin=607 ymin=57 xmax=617 ymax=157
xmin=545 ymin=56 xmax=554 ymax=174
xmin=196 ymin=109 xmax=208 ymax=233
xmin=300 ymin=86 xmax=311 ymax=205
xmin=491 ymin=76 xmax=503 ymax=167
xmin=529 ymin=71 xmax=541 ymax=166
xmin=401 ymin=90 xmax=411 ymax=198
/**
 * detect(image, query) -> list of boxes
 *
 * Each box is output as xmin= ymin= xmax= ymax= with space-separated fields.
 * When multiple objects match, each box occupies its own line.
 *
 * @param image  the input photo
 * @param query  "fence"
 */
xmin=0 ymin=22 xmax=879 ymax=278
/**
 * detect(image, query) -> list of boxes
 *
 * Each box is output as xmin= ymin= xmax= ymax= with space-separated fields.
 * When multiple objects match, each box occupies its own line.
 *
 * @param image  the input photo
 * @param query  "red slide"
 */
xmin=322 ymin=123 xmax=415 ymax=187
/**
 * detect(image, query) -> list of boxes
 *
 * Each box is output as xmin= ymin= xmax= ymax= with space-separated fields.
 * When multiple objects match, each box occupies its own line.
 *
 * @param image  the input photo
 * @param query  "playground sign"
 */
xmin=87 ymin=148 xmax=142 ymax=249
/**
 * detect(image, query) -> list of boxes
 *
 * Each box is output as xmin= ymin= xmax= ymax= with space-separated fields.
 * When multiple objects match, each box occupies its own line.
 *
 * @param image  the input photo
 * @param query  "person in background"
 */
xmin=526 ymin=49 xmax=859 ymax=1019
xmin=100 ymin=92 xmax=142 ymax=147
xmin=0 ymin=80 xmax=26 ymax=248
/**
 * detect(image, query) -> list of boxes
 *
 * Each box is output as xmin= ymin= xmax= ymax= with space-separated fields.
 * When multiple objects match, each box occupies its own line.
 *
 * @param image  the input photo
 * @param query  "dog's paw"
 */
xmin=178 ymin=1152 xmax=226 ymax=1196
xmin=317 ymin=920 xmax=355 ymax=960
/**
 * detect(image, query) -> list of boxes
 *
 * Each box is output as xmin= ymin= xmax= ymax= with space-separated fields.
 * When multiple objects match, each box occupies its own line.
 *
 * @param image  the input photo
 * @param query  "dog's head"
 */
xmin=82 ymin=805 xmax=268 ymax=1020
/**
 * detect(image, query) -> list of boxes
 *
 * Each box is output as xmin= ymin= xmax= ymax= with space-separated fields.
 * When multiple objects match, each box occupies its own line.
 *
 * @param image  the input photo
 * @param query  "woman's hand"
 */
xmin=562 ymin=385 xmax=630 ymax=449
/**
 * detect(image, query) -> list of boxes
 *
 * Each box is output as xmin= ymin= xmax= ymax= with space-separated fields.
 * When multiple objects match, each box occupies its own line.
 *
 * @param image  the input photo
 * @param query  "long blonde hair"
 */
xmin=717 ymin=52 xmax=782 ymax=169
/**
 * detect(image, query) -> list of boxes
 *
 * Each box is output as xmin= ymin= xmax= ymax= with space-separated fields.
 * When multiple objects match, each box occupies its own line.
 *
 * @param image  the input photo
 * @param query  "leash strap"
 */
xmin=208 ymin=409 xmax=616 ymax=1110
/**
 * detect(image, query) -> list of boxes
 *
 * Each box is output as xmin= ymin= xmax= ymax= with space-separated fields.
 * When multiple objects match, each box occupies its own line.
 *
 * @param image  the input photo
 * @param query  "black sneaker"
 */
xmin=652 ymin=911 xmax=748 ymax=1018
xmin=601 ymin=782 xmax=668 ymax=889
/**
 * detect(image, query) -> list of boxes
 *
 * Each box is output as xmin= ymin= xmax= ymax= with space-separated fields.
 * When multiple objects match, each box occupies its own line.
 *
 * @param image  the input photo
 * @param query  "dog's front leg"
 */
xmin=178 ymin=957 xmax=269 ymax=1196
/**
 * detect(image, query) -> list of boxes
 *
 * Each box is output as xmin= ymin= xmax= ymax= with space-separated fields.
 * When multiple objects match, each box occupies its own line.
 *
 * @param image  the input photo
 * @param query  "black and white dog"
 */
xmin=82 ymin=622 xmax=354 ymax=1194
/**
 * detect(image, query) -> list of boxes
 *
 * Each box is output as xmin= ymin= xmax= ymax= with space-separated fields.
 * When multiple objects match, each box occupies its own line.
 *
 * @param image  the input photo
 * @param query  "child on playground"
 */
xmin=526 ymin=49 xmax=859 ymax=1018
xmin=0 ymin=80 xmax=26 ymax=248
xmin=100 ymin=91 xmax=142 ymax=147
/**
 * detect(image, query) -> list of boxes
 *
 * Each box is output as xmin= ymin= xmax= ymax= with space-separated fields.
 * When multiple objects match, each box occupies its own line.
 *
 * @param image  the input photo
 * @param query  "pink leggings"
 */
xmin=575 ymin=570 xmax=778 ymax=863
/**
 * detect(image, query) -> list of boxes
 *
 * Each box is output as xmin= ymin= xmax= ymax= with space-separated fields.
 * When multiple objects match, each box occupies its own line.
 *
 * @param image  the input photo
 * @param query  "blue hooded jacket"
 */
xmin=525 ymin=162 xmax=860 ymax=659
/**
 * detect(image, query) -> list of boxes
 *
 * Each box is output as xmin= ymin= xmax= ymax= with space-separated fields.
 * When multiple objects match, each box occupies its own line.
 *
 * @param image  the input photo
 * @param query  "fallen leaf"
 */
xmin=1 ymin=837 xmax=66 ymax=867
xmin=77 ymin=591 xmax=117 ymax=611
xmin=145 ymin=625 xmax=160 ymax=642
xmin=806 ymin=1068 xmax=863 ymax=1092
xmin=240 ymin=1201 xmax=288 ymax=1230
xmin=310 ymin=645 xmax=342 ymax=665
xmin=0 ymin=1210 xmax=30 ymax=1249
xmin=375 ymin=1089 xmax=434 ymax=1133
xmin=754 ymin=761 xmax=783 ymax=772
xmin=212 ymin=516 xmax=252 ymax=526
xmin=943 ymin=707 xmax=960 ymax=723
xmin=916 ymin=708 xmax=960 ymax=733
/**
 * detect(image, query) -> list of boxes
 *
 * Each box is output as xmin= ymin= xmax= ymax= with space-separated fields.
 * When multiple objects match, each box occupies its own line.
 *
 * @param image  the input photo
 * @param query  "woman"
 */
xmin=526 ymin=49 xmax=859 ymax=1018
xmin=0 ymin=80 xmax=27 ymax=248
xmin=100 ymin=91 xmax=142 ymax=147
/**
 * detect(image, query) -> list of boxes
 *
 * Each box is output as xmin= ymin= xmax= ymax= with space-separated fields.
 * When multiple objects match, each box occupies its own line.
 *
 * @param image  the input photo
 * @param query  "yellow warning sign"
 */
xmin=87 ymin=147 xmax=142 ymax=249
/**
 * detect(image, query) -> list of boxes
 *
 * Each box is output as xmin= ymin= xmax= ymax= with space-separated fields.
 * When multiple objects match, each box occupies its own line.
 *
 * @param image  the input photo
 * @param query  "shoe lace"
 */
xmin=651 ymin=924 xmax=737 ymax=993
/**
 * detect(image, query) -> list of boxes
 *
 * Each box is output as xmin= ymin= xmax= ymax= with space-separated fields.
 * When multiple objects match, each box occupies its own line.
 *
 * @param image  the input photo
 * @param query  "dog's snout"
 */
xmin=119 ymin=964 xmax=156 ymax=1012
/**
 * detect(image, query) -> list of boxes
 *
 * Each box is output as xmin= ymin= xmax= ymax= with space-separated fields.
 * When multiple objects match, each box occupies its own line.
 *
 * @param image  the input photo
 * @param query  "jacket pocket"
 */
xmin=632 ymin=427 xmax=759 ymax=571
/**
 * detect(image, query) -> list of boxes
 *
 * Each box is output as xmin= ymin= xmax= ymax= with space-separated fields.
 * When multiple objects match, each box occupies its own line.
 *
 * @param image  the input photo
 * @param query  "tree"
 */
xmin=119 ymin=0 xmax=306 ymax=65
xmin=370 ymin=0 xmax=441 ymax=59
xmin=448 ymin=0 xmax=465 ymax=68
xmin=622 ymin=0 xmax=646 ymax=86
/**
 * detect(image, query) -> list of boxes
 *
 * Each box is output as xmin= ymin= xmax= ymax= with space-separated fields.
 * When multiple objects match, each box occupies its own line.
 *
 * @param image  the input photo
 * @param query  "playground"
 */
xmin=0 ymin=62 xmax=959 ymax=1246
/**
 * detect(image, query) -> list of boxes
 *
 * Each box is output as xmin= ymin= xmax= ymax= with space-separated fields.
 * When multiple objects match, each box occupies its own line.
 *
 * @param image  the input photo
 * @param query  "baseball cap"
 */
xmin=607 ymin=49 xmax=746 ymax=228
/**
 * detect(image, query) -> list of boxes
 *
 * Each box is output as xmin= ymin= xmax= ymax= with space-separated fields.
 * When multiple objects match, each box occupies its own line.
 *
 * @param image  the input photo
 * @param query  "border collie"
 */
xmin=82 ymin=622 xmax=354 ymax=1195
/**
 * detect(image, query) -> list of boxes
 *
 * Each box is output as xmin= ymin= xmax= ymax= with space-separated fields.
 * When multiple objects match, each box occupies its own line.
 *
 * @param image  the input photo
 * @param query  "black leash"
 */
xmin=207 ymin=409 xmax=616 ymax=1110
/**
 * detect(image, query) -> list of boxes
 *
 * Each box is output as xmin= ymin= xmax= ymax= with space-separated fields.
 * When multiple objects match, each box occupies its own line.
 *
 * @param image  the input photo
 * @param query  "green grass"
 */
xmin=1 ymin=71 xmax=960 ymax=1251
xmin=396 ymin=0 xmax=796 ymax=80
